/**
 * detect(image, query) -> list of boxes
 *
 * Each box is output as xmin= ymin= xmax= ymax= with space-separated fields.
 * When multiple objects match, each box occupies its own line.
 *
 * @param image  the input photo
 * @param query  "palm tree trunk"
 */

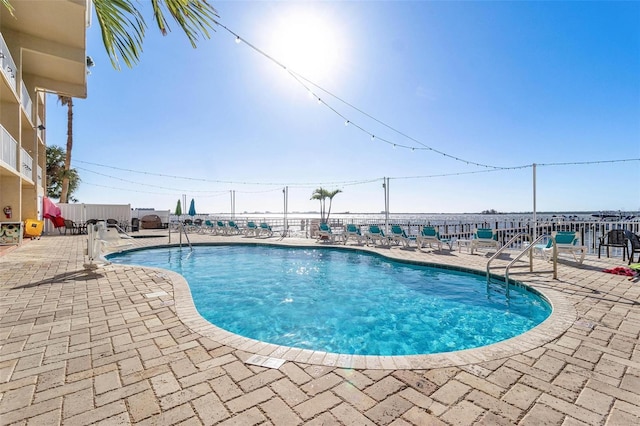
xmin=60 ymin=98 xmax=73 ymax=203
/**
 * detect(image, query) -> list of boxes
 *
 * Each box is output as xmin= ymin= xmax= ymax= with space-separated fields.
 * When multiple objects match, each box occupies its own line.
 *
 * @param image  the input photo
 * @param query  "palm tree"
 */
xmin=92 ymin=0 xmax=219 ymax=70
xmin=46 ymin=145 xmax=80 ymax=201
xmin=58 ymin=95 xmax=73 ymax=203
xmin=2 ymin=1 xmax=218 ymax=70
xmin=325 ymin=189 xmax=343 ymax=222
xmin=310 ymin=188 xmax=342 ymax=223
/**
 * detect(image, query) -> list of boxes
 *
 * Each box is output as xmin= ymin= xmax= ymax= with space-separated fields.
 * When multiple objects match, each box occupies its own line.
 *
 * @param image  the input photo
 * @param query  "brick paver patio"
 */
xmin=1 ymin=232 xmax=638 ymax=425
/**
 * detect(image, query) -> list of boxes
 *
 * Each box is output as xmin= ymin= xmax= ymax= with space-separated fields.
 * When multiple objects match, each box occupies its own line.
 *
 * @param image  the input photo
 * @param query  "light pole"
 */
xmin=282 ymin=186 xmax=288 ymax=237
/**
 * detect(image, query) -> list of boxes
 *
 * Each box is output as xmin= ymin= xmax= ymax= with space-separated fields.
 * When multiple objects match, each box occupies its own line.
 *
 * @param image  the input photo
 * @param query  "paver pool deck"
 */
xmin=1 ymin=231 xmax=639 ymax=425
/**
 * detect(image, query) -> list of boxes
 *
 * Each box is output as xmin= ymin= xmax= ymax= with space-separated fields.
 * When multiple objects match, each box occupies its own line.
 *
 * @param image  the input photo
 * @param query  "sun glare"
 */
xmin=267 ymin=9 xmax=343 ymax=81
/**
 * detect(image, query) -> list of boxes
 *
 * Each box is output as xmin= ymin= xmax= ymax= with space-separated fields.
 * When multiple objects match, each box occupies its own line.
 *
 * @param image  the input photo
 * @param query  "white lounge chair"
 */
xmin=471 ymin=228 xmax=500 ymax=254
xmin=416 ymin=226 xmax=450 ymax=251
xmin=317 ymin=223 xmax=339 ymax=243
xmin=365 ymin=225 xmax=390 ymax=246
xmin=244 ymin=221 xmax=259 ymax=237
xmin=215 ymin=220 xmax=229 ymax=235
xmin=258 ymin=222 xmax=273 ymax=237
xmin=542 ymin=231 xmax=586 ymax=264
xmin=227 ymin=220 xmax=241 ymax=235
xmin=343 ymin=224 xmax=365 ymax=245
xmin=389 ymin=225 xmax=413 ymax=248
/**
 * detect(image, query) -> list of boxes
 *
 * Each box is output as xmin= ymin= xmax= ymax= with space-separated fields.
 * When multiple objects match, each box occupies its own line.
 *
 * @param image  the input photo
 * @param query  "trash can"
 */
xmin=24 ymin=219 xmax=44 ymax=240
xmin=131 ymin=218 xmax=140 ymax=232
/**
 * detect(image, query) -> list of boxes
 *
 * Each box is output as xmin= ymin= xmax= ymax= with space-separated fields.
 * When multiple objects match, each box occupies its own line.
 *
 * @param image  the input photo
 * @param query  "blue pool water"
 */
xmin=109 ymin=245 xmax=551 ymax=356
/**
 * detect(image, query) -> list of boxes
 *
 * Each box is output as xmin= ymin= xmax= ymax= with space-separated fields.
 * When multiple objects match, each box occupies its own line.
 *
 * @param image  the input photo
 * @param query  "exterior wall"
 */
xmin=0 ymin=0 xmax=88 ymax=242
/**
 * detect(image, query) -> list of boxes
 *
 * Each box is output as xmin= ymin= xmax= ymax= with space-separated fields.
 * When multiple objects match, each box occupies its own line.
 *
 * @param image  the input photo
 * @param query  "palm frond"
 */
xmin=2 ymin=0 xmax=15 ymax=17
xmin=150 ymin=0 xmax=219 ymax=48
xmin=93 ymin=0 xmax=146 ymax=70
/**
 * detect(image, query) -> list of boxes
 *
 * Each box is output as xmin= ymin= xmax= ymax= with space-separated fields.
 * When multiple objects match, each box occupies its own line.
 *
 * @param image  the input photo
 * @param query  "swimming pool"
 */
xmin=109 ymin=245 xmax=551 ymax=356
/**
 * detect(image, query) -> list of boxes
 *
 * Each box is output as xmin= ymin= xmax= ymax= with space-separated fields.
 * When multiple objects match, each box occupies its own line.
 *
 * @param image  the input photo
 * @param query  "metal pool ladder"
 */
xmin=486 ymin=232 xmax=549 ymax=298
xmin=169 ymin=222 xmax=193 ymax=252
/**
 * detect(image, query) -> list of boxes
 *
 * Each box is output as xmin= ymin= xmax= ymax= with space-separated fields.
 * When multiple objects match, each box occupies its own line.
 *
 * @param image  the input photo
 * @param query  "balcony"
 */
xmin=21 ymin=81 xmax=33 ymax=124
xmin=1 ymin=125 xmax=18 ymax=172
xmin=0 ymin=32 xmax=17 ymax=93
xmin=20 ymin=147 xmax=33 ymax=181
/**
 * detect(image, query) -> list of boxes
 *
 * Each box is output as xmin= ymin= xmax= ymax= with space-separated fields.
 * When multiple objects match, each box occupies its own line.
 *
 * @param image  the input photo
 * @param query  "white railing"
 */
xmin=20 ymin=147 xmax=33 ymax=180
xmin=1 ymin=125 xmax=17 ymax=171
xmin=0 ymin=32 xmax=17 ymax=93
xmin=21 ymin=81 xmax=33 ymax=123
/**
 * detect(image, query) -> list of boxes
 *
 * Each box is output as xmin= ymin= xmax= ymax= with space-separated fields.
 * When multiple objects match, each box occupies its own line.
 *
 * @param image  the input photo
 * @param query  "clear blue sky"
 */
xmin=45 ymin=1 xmax=640 ymax=214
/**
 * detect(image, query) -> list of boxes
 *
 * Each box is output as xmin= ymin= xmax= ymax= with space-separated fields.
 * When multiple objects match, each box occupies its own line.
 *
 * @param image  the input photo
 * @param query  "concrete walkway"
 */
xmin=1 ymin=232 xmax=638 ymax=425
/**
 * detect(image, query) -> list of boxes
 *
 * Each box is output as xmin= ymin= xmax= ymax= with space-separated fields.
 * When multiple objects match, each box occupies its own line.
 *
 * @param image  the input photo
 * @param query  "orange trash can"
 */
xmin=24 ymin=219 xmax=44 ymax=239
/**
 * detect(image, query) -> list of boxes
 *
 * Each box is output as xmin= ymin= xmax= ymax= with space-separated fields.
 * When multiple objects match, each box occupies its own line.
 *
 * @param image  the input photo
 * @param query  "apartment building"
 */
xmin=0 ymin=0 xmax=88 ymax=242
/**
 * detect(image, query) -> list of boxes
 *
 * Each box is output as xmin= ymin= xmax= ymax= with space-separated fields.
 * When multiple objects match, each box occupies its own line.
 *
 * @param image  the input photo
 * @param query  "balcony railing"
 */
xmin=21 ymin=81 xmax=33 ymax=123
xmin=20 ymin=147 xmax=33 ymax=180
xmin=1 ymin=125 xmax=18 ymax=171
xmin=0 ymin=32 xmax=17 ymax=93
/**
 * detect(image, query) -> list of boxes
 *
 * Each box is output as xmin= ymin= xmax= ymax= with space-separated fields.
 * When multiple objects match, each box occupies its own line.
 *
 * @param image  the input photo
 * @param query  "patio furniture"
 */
xmin=63 ymin=219 xmax=80 ymax=235
xmin=624 ymin=231 xmax=640 ymax=264
xmin=343 ymin=224 xmax=365 ymax=245
xmin=416 ymin=226 xmax=451 ymax=251
xmin=543 ymin=231 xmax=586 ymax=264
xmin=598 ymin=229 xmax=629 ymax=261
xmin=471 ymin=228 xmax=500 ymax=254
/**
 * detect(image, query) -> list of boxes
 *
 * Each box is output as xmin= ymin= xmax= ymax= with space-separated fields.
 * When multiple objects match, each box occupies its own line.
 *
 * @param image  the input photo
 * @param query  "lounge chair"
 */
xmin=343 ymin=224 xmax=365 ymax=245
xmin=317 ymin=223 xmax=339 ymax=243
xmin=258 ymin=222 xmax=273 ymax=237
xmin=244 ymin=221 xmax=259 ymax=237
xmin=471 ymin=228 xmax=500 ymax=254
xmin=389 ymin=225 xmax=413 ymax=248
xmin=201 ymin=220 xmax=215 ymax=234
xmin=215 ymin=220 xmax=229 ymax=235
xmin=365 ymin=225 xmax=390 ymax=246
xmin=227 ymin=220 xmax=241 ymax=235
xmin=416 ymin=226 xmax=450 ymax=251
xmin=542 ymin=231 xmax=586 ymax=264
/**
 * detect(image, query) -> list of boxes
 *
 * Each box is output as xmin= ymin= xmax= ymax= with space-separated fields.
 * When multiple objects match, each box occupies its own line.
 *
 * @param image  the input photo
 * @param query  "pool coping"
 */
xmin=130 ymin=242 xmax=577 ymax=370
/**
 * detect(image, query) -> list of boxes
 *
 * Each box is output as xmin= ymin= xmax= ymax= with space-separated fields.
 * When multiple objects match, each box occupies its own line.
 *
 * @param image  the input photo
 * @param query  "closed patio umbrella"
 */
xmin=175 ymin=200 xmax=182 ymax=216
xmin=188 ymin=199 xmax=196 ymax=216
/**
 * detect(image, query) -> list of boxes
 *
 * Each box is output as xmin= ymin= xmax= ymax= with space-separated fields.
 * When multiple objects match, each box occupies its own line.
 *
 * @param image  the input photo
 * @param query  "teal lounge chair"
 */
xmin=389 ymin=225 xmax=414 ymax=248
xmin=416 ymin=226 xmax=450 ymax=251
xmin=202 ymin=219 xmax=215 ymax=234
xmin=216 ymin=220 xmax=229 ymax=235
xmin=227 ymin=220 xmax=240 ymax=235
xmin=365 ymin=225 xmax=390 ymax=246
xmin=471 ymin=228 xmax=500 ymax=254
xmin=259 ymin=222 xmax=273 ymax=237
xmin=244 ymin=221 xmax=259 ymax=237
xmin=317 ymin=223 xmax=338 ymax=243
xmin=343 ymin=224 xmax=365 ymax=245
xmin=541 ymin=231 xmax=586 ymax=264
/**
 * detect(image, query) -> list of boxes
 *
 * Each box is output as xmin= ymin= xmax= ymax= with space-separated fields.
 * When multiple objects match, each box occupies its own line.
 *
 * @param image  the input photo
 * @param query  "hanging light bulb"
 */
xmin=371 ymin=134 xmax=375 ymax=140
xmin=235 ymin=36 xmax=241 ymax=44
xmin=344 ymin=120 xmax=350 ymax=126
xmin=393 ymin=144 xmax=396 ymax=149
xmin=317 ymin=98 xmax=322 ymax=105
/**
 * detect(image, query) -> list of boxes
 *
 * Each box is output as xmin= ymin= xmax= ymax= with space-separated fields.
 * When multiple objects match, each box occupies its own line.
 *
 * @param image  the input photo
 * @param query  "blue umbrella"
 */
xmin=188 ymin=198 xmax=196 ymax=216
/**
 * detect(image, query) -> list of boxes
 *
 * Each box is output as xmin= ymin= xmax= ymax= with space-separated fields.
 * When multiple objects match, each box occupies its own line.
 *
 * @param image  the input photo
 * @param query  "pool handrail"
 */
xmin=487 ymin=232 xmax=548 ymax=298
